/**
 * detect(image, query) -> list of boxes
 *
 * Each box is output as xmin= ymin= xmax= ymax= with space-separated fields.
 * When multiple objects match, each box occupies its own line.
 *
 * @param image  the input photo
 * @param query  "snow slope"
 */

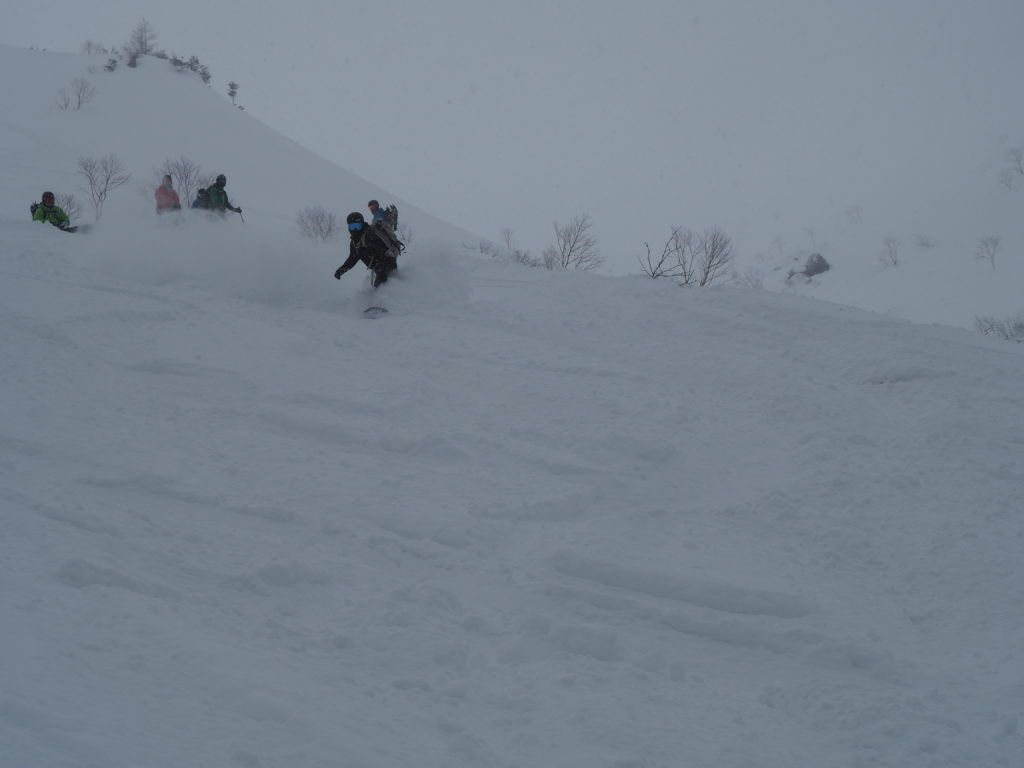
xmin=2 ymin=45 xmax=1023 ymax=768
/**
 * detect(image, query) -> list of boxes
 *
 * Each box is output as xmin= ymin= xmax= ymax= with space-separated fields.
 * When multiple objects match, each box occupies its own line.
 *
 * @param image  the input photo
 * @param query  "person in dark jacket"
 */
xmin=206 ymin=174 xmax=241 ymax=215
xmin=32 ymin=191 xmax=71 ymax=229
xmin=334 ymin=212 xmax=398 ymax=287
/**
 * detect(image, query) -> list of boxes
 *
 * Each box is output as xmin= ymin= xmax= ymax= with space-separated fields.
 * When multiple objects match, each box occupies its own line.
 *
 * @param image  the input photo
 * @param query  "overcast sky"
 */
xmin=4 ymin=0 xmax=1024 ymax=272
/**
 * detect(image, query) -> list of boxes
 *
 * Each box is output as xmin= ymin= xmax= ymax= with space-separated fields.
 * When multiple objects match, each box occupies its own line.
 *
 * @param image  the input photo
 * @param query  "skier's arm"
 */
xmin=334 ymin=249 xmax=361 ymax=279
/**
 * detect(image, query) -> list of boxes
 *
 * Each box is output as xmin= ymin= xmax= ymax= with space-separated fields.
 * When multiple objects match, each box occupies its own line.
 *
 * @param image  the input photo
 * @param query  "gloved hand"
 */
xmin=334 ymin=266 xmax=347 ymax=280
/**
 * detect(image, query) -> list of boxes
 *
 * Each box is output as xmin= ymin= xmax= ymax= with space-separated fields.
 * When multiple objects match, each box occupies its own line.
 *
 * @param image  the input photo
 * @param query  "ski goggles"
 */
xmin=348 ymin=222 xmax=364 ymax=231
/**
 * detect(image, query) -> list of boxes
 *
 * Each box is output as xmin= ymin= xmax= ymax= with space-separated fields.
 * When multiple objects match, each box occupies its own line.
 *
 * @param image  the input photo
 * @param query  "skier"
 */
xmin=207 ymin=174 xmax=242 ymax=215
xmin=334 ymin=212 xmax=399 ymax=288
xmin=191 ymin=187 xmax=210 ymax=209
xmin=31 ymin=191 xmax=71 ymax=230
xmin=155 ymin=175 xmax=182 ymax=213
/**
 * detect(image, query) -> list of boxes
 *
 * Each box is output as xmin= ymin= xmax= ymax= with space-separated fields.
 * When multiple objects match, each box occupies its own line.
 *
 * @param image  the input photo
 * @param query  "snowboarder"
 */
xmin=206 ymin=174 xmax=241 ymax=216
xmin=155 ymin=175 xmax=182 ymax=214
xmin=31 ymin=191 xmax=71 ymax=230
xmin=334 ymin=212 xmax=399 ymax=288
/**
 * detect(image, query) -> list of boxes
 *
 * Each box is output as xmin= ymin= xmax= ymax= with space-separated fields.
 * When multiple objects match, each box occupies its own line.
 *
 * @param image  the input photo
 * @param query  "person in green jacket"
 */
xmin=206 ymin=174 xmax=242 ymax=215
xmin=32 ymin=191 xmax=71 ymax=229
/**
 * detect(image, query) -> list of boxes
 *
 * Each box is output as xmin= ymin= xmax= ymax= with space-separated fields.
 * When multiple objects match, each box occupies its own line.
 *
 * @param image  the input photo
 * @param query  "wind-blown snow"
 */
xmin=2 ymin=44 xmax=1023 ymax=768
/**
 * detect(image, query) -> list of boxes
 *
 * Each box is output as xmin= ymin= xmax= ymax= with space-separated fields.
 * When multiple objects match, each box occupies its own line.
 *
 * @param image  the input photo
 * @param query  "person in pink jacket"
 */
xmin=155 ymin=175 xmax=182 ymax=214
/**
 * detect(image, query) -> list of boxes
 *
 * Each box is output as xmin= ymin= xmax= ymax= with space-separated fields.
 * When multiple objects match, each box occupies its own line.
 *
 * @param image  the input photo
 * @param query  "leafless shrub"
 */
xmin=82 ymin=41 xmax=110 ymax=56
xmin=638 ymin=226 xmax=735 ymax=286
xmin=542 ymin=214 xmax=604 ymax=271
xmin=154 ymin=156 xmax=205 ymax=209
xmin=169 ymin=55 xmax=212 ymax=84
xmin=974 ymin=313 xmax=1024 ymax=342
xmin=78 ymin=154 xmax=131 ymax=221
xmin=975 ymin=235 xmax=1000 ymax=270
xmin=637 ymin=227 xmax=689 ymax=280
xmin=880 ymin=237 xmax=901 ymax=267
xmin=396 ymin=222 xmax=414 ymax=249
xmin=696 ymin=228 xmax=735 ymax=286
xmin=55 ymin=193 xmax=82 ymax=224
xmin=734 ymin=266 xmax=765 ymax=289
xmin=1008 ymin=148 xmax=1024 ymax=175
xmin=55 ymin=88 xmax=72 ymax=111
xmin=295 ymin=206 xmax=339 ymax=242
xmin=475 ymin=240 xmax=500 ymax=257
xmin=495 ymin=228 xmax=538 ymax=267
xmin=999 ymin=148 xmax=1023 ymax=189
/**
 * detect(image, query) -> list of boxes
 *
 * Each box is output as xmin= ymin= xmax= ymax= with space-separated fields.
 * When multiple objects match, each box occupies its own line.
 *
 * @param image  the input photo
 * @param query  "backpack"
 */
xmin=370 ymin=220 xmax=405 ymax=254
xmin=191 ymin=188 xmax=209 ymax=209
xmin=383 ymin=204 xmax=398 ymax=229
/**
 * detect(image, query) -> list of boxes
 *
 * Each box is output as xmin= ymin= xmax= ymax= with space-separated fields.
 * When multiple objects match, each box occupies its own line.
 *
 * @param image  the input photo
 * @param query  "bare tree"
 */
xmin=295 ymin=206 xmax=339 ymax=242
xmin=155 ymin=156 xmax=205 ymax=208
xmin=55 ymin=193 xmax=82 ymax=224
xmin=56 ymin=79 xmax=97 ymax=110
xmin=542 ymin=214 xmax=603 ymax=271
xmin=880 ymin=237 xmax=901 ymax=267
xmin=125 ymin=19 xmax=157 ymax=59
xmin=228 ymin=81 xmax=239 ymax=105
xmin=78 ymin=154 xmax=131 ymax=221
xmin=71 ymin=79 xmax=97 ymax=109
xmin=975 ymin=235 xmax=1000 ymax=270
